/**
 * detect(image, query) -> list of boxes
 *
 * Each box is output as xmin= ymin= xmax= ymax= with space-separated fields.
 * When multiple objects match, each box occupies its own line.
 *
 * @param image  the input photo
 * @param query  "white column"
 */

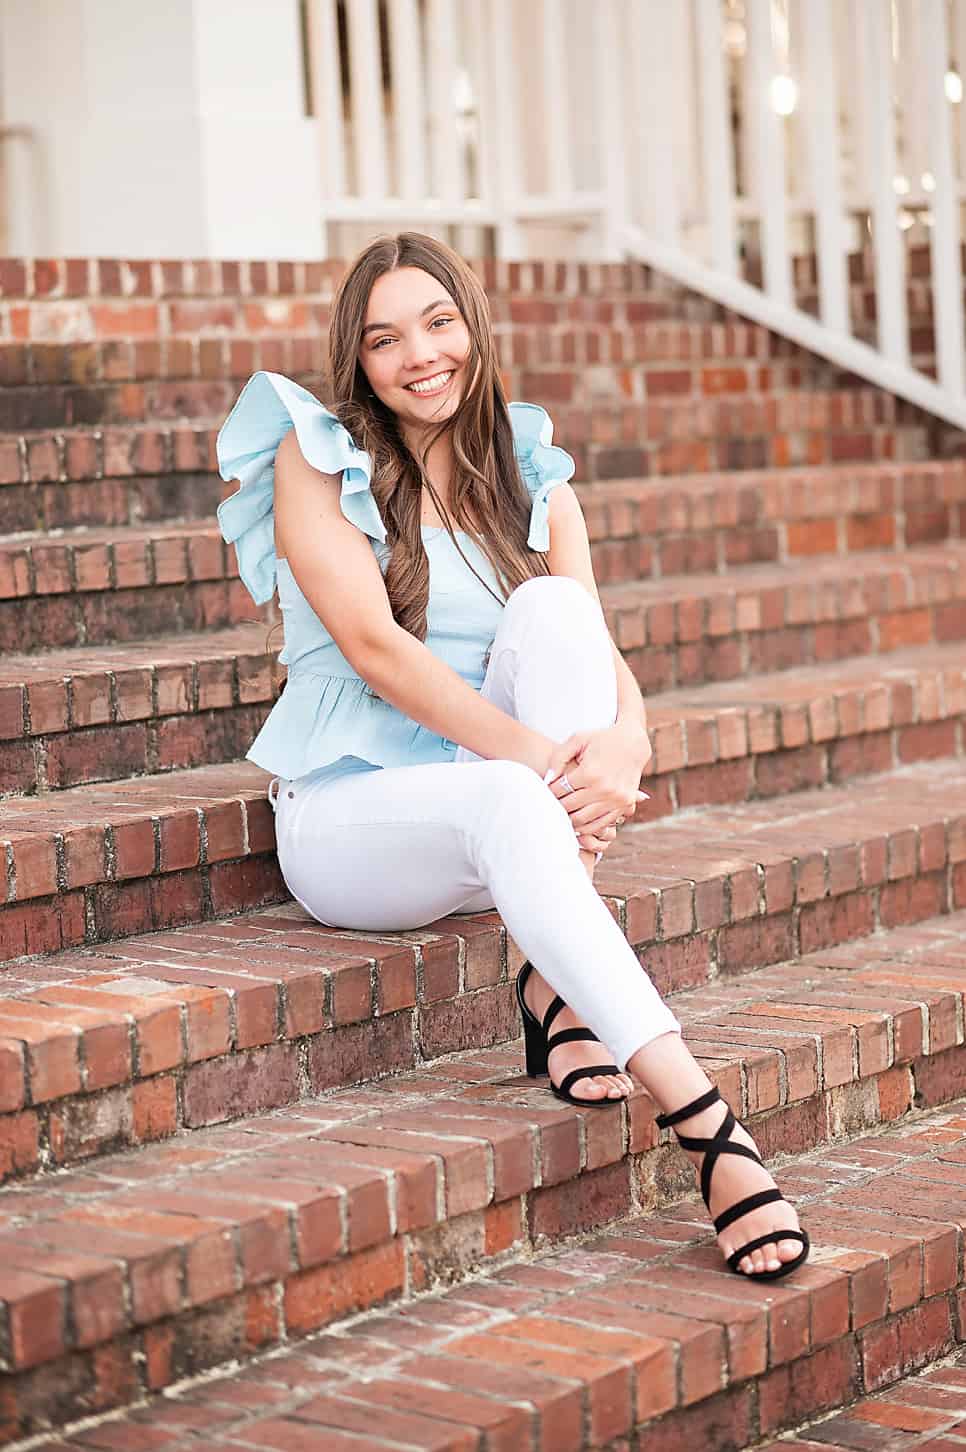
xmin=799 ymin=0 xmax=849 ymax=332
xmin=193 ymin=0 xmax=323 ymax=258
xmin=628 ymin=0 xmax=680 ymax=245
xmin=920 ymin=0 xmax=965 ymax=394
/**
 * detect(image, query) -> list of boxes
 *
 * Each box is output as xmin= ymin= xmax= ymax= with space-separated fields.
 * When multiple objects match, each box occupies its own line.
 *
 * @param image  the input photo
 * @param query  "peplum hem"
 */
xmin=246 ymin=670 xmax=459 ymax=780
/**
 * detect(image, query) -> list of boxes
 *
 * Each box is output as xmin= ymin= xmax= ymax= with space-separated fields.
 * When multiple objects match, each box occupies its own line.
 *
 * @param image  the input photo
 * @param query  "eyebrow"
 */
xmin=360 ymin=298 xmax=454 ymax=338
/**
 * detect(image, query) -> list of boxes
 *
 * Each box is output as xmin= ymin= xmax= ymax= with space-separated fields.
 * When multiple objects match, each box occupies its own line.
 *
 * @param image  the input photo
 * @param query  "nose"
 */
xmin=403 ymin=337 xmax=441 ymax=374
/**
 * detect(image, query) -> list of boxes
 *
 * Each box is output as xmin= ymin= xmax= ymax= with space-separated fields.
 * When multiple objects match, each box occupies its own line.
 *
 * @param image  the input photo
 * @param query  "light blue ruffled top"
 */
xmin=216 ymin=370 xmax=576 ymax=784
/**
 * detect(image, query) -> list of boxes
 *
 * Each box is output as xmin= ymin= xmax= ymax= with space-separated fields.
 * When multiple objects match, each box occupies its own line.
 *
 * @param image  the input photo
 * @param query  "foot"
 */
xmin=674 ymin=1097 xmax=805 ymax=1276
xmin=522 ymin=966 xmax=634 ymax=1104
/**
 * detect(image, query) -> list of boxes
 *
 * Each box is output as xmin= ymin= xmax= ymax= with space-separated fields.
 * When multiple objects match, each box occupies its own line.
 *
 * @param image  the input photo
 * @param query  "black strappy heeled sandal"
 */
xmin=656 ymin=1084 xmax=810 ymax=1280
xmin=515 ymin=960 xmax=624 ymax=1108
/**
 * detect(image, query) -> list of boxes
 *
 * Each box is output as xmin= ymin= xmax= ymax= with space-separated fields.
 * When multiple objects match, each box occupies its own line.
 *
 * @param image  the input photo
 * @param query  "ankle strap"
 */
xmin=655 ymin=1084 xmax=721 ymax=1130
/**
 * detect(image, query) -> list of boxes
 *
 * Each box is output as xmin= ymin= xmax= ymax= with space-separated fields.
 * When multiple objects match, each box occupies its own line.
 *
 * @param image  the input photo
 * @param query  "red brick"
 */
xmin=284 ymin=1239 xmax=406 ymax=1333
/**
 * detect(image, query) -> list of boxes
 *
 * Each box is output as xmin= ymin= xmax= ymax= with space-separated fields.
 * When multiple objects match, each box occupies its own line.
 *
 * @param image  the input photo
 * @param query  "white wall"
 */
xmin=0 ymin=0 xmax=322 ymax=257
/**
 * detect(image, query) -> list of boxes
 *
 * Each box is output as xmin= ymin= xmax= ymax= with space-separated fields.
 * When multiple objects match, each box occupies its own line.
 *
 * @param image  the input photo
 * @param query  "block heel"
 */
xmin=515 ymin=960 xmax=622 ymax=1108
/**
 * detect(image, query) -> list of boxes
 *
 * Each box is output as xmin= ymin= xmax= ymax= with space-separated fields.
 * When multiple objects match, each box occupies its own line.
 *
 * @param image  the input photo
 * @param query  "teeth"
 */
xmin=406 ymin=371 xmax=453 ymax=394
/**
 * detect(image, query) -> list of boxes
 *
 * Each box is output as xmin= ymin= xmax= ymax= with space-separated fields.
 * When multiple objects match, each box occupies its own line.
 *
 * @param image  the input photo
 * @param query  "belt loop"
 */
xmin=267 ymin=777 xmax=281 ymax=813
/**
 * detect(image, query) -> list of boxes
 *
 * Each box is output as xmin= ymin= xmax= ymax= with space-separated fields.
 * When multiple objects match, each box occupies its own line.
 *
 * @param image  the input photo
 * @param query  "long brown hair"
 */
xmin=326 ymin=232 xmax=551 ymax=641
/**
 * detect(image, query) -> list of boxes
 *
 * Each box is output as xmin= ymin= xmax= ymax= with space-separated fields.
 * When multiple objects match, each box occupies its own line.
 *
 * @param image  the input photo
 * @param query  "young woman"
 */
xmin=217 ymin=232 xmax=808 ymax=1281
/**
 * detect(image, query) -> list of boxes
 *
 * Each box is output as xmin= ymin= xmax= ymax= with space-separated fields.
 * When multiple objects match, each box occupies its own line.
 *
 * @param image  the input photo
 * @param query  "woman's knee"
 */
xmin=506 ymin=573 xmax=596 ymax=619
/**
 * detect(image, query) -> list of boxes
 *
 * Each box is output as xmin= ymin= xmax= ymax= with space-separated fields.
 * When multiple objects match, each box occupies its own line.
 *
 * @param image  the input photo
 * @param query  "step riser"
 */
xmin=0 ymin=704 xmax=273 ymax=795
xmin=591 ymin=504 xmax=964 ymax=586
xmin=0 ymin=581 xmax=254 ymax=652
xmin=4 ymin=705 xmax=962 ymax=822
xmin=622 ymin=598 xmax=966 ymax=694
xmin=0 ymin=1056 xmax=962 ymax=1444
xmin=0 ymin=473 xmax=222 ymax=535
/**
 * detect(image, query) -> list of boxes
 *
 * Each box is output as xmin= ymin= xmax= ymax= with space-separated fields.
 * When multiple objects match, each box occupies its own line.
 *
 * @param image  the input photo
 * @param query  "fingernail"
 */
xmin=636 ymin=791 xmax=650 ymax=800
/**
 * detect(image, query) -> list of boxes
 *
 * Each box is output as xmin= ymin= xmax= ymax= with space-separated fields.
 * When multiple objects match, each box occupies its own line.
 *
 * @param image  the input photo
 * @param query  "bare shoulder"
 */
xmin=275 ymin=428 xmax=343 ymax=516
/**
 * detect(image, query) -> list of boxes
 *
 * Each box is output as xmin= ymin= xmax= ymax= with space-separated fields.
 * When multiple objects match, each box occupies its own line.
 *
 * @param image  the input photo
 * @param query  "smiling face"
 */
xmin=357 ymin=266 xmax=471 ymax=433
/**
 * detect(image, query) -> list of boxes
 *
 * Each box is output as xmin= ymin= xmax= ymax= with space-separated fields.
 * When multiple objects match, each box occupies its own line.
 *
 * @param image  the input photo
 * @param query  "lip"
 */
xmin=403 ymin=368 xmax=456 ymax=397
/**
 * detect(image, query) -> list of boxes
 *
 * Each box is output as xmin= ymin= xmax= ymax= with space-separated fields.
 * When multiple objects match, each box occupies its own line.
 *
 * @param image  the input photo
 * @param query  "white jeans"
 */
xmin=272 ymin=575 xmax=680 ymax=1069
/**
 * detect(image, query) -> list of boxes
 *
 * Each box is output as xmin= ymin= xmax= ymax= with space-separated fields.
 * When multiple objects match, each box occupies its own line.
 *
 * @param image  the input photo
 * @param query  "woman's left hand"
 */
xmin=546 ymin=719 xmax=653 ymax=840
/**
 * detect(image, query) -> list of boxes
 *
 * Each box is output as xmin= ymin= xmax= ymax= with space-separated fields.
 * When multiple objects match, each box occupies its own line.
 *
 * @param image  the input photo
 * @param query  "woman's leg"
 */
xmin=273 ymin=759 xmax=680 ymax=1074
xmin=454 ymin=574 xmax=632 ymax=1097
xmin=453 ymin=576 xmax=805 ymax=1273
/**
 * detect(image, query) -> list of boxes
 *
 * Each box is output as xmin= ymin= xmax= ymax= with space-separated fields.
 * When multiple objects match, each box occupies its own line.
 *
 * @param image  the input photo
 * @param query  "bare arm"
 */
xmin=272 ymin=430 xmax=554 ymax=774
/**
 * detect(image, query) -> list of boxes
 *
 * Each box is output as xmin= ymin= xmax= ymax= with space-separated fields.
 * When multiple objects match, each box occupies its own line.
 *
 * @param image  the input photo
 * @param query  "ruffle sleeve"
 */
xmin=508 ymin=401 xmax=576 ymax=551
xmin=215 ymin=370 xmax=386 ymax=605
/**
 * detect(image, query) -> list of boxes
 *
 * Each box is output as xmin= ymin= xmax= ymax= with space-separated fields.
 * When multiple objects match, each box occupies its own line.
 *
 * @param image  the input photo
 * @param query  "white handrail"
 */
xmin=623 ymin=221 xmax=966 ymax=430
xmin=303 ymin=0 xmax=966 ymax=433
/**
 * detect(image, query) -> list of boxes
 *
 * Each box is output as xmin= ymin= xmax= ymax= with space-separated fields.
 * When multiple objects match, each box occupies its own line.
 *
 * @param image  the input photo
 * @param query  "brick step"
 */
xmin=4 ymin=509 xmax=965 ymax=665
xmin=581 ymin=459 xmax=966 ymax=586
xmin=0 ymin=523 xmax=253 ymax=651
xmin=0 ymin=419 xmax=220 ymax=535
xmin=605 ymin=541 xmax=966 ymax=691
xmin=0 ymin=336 xmax=881 ymax=432
xmin=2 ymin=621 xmax=963 ymax=810
xmin=758 ymin=1344 xmax=966 ymax=1450
xmin=0 ymin=384 xmax=936 ymax=536
xmin=2 ymin=754 xmax=966 ymax=1164
xmin=2 ymin=394 xmax=958 ymax=552
xmin=1 ymin=1007 xmax=965 ymax=1448
xmin=0 ymin=623 xmax=277 ymax=795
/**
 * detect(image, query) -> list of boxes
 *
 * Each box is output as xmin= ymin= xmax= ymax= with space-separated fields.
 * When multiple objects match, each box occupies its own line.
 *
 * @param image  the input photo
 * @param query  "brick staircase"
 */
xmin=1 ymin=256 xmax=966 ymax=1451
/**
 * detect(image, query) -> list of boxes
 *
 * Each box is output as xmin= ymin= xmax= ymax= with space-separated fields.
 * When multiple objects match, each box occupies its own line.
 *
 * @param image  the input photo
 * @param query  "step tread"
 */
xmin=7 ymin=1091 xmax=966 ymax=1450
